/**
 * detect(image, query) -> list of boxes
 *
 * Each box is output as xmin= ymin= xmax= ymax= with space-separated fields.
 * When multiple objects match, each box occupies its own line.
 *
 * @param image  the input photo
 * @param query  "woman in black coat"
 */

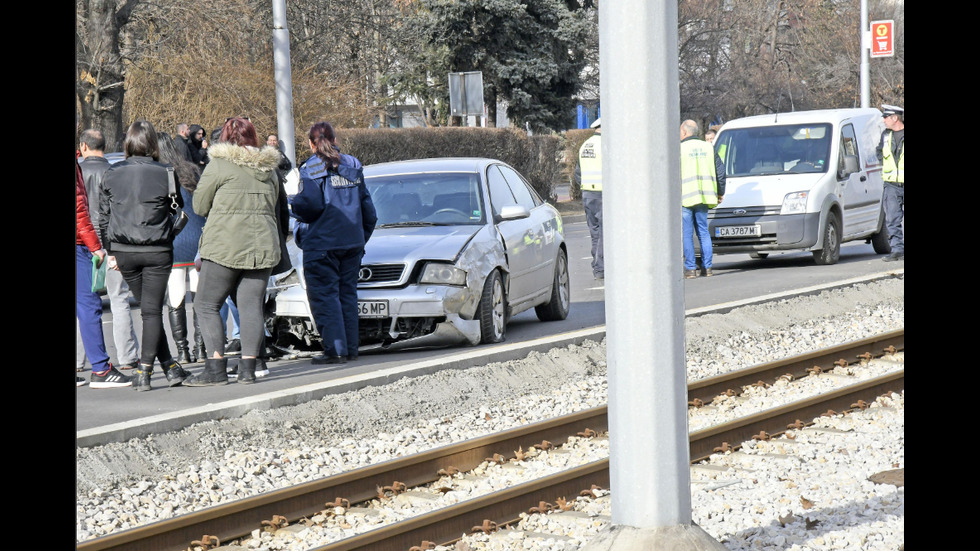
xmin=99 ymin=121 xmax=191 ymax=391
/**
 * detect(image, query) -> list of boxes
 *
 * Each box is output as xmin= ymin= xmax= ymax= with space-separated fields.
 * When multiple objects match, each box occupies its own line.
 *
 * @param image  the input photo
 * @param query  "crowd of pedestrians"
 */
xmin=76 ymin=118 xmax=374 ymax=390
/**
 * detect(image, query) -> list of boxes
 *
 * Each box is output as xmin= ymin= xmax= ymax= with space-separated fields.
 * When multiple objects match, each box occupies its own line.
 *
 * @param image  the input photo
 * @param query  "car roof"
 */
xmin=719 ymin=108 xmax=883 ymax=130
xmin=364 ymin=157 xmax=502 ymax=178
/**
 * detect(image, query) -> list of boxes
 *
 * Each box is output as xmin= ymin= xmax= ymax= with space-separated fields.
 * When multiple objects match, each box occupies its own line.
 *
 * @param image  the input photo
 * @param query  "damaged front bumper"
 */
xmin=355 ymin=284 xmax=482 ymax=350
xmin=269 ymin=280 xmax=483 ymax=353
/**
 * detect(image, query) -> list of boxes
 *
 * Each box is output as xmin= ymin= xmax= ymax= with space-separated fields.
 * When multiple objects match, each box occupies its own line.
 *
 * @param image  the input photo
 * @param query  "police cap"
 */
xmin=880 ymin=104 xmax=904 ymax=117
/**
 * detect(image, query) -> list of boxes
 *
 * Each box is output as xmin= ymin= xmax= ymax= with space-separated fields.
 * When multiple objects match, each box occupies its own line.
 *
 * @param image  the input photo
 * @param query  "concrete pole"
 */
xmin=581 ymin=1 xmax=726 ymax=549
xmin=860 ymin=0 xmax=870 ymax=108
xmin=271 ymin=0 xmax=297 ymax=168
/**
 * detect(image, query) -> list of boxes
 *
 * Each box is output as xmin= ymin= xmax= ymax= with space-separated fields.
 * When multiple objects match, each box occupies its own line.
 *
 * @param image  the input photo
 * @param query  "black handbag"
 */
xmin=167 ymin=166 xmax=189 ymax=236
xmin=271 ymin=174 xmax=293 ymax=275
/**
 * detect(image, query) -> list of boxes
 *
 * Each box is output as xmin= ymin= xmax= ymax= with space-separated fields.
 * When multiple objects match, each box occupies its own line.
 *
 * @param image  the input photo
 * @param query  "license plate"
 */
xmin=358 ymin=300 xmax=389 ymax=318
xmin=715 ymin=225 xmax=761 ymax=238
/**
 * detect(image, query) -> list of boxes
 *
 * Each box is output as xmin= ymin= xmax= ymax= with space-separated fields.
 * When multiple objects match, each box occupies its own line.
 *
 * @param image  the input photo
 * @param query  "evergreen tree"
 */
xmin=410 ymin=0 xmax=589 ymax=131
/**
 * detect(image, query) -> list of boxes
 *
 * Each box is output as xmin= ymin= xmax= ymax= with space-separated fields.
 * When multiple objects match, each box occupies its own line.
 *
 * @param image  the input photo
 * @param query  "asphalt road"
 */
xmin=76 ymin=215 xmax=903 ymax=444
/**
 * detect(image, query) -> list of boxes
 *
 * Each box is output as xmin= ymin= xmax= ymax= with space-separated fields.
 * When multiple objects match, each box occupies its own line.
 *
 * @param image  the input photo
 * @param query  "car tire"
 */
xmin=812 ymin=212 xmax=841 ymax=265
xmin=478 ymin=270 xmax=506 ymax=344
xmin=870 ymin=209 xmax=891 ymax=254
xmin=535 ymin=249 xmax=570 ymax=322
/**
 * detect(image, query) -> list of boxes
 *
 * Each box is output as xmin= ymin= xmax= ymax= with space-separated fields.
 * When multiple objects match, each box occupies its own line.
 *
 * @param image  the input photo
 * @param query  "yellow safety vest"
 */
xmin=680 ymin=138 xmax=718 ymax=208
xmin=579 ymin=134 xmax=602 ymax=192
xmin=881 ymin=132 xmax=904 ymax=184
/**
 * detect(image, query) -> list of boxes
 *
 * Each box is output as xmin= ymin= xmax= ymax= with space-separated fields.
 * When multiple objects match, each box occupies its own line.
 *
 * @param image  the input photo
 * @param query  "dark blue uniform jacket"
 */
xmin=290 ymin=152 xmax=377 ymax=252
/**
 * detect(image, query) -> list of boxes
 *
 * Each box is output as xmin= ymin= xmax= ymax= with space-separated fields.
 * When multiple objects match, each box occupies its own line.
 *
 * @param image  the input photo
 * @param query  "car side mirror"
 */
xmin=839 ymin=154 xmax=859 ymax=179
xmin=498 ymin=205 xmax=530 ymax=221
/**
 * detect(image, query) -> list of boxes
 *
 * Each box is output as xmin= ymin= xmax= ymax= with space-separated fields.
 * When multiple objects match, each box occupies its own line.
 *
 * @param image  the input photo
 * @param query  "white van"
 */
xmin=709 ymin=108 xmax=890 ymax=264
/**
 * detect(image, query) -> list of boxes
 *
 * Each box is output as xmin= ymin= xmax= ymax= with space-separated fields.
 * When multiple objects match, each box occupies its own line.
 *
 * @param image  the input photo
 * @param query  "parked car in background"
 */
xmin=268 ymin=157 xmax=570 ymax=354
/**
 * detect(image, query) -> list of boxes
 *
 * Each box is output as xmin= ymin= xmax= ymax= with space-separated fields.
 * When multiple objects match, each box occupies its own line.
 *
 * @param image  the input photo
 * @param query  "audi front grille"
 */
xmin=358 ymin=263 xmax=406 ymax=285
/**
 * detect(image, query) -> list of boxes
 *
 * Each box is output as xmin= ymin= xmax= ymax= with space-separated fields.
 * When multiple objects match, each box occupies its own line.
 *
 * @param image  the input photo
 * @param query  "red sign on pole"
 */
xmin=870 ymin=20 xmax=894 ymax=58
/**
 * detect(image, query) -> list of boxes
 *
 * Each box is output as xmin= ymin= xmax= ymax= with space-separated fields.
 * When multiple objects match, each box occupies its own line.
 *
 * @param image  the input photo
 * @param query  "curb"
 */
xmin=76 ymin=269 xmax=902 ymax=448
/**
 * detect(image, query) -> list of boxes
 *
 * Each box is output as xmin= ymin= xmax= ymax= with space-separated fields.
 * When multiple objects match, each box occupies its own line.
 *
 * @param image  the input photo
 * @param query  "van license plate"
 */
xmin=716 ymin=225 xmax=761 ymax=238
xmin=358 ymin=300 xmax=389 ymax=318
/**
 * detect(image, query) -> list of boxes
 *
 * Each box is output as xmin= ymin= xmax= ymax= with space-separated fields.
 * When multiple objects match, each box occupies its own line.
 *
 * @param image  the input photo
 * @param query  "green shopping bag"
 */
xmin=91 ymin=254 xmax=107 ymax=293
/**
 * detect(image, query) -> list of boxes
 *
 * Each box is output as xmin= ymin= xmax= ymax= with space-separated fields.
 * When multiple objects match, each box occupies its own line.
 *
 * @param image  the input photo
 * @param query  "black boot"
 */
xmin=191 ymin=295 xmax=206 ymax=363
xmin=168 ymin=303 xmax=195 ymax=364
xmin=162 ymin=359 xmax=190 ymax=387
xmin=238 ymin=357 xmax=256 ymax=384
xmin=183 ymin=358 xmax=229 ymax=386
xmin=133 ymin=364 xmax=153 ymax=392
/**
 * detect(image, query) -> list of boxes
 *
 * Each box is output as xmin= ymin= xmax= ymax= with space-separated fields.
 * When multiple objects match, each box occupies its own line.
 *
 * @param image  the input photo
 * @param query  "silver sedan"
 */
xmin=268 ymin=157 xmax=570 ymax=353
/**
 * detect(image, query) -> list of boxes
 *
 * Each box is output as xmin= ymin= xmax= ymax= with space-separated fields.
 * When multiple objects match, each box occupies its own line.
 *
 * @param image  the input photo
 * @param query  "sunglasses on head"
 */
xmin=225 ymin=116 xmax=250 ymax=122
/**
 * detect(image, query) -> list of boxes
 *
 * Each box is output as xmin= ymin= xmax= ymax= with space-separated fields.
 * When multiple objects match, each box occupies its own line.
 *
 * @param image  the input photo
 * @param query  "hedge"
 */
xmin=334 ymin=127 xmax=564 ymax=203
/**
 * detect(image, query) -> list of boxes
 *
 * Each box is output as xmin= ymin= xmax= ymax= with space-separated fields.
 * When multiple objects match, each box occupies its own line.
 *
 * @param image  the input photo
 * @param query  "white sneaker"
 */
xmin=90 ymin=366 xmax=133 ymax=388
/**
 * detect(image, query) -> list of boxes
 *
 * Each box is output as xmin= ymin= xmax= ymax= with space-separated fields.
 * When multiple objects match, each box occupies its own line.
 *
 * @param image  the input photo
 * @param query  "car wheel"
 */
xmin=870 ymin=208 xmax=891 ymax=254
xmin=535 ymin=249 xmax=570 ymax=322
xmin=812 ymin=212 xmax=841 ymax=265
xmin=478 ymin=270 xmax=506 ymax=344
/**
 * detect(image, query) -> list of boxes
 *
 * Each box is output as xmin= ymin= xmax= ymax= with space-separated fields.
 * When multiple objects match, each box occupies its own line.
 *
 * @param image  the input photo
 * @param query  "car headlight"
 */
xmin=780 ymin=191 xmax=808 ymax=215
xmin=419 ymin=263 xmax=467 ymax=286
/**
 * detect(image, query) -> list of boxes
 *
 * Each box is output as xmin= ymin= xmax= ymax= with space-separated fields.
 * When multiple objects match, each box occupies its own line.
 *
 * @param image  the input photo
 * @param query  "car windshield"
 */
xmin=366 ymin=171 xmax=486 ymax=227
xmin=716 ymin=123 xmax=832 ymax=177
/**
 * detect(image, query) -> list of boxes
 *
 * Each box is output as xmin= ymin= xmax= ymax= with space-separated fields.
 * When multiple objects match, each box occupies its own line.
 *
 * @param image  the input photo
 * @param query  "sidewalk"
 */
xmin=553 ymin=182 xmax=584 ymax=224
xmin=555 ymin=182 xmax=572 ymax=202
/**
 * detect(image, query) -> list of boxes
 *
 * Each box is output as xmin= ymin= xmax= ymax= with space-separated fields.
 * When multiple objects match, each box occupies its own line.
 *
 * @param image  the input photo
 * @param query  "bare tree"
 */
xmin=677 ymin=0 xmax=904 ymax=125
xmin=76 ymin=0 xmax=141 ymax=150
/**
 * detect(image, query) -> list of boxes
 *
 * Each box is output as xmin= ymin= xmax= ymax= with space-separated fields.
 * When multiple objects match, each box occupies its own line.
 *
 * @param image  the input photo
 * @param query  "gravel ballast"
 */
xmin=76 ymin=276 xmax=904 ymax=549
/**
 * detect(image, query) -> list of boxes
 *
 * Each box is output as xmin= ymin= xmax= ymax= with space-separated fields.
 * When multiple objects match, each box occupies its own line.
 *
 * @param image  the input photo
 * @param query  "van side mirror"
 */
xmin=839 ymin=155 xmax=859 ymax=178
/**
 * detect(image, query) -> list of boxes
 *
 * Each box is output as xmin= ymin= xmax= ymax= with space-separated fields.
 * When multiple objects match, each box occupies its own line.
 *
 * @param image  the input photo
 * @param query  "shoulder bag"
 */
xmin=168 ymin=166 xmax=189 ymax=236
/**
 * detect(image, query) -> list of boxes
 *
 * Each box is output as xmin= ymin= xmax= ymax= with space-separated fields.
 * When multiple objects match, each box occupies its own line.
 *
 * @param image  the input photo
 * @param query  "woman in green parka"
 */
xmin=185 ymin=117 xmax=283 ymax=386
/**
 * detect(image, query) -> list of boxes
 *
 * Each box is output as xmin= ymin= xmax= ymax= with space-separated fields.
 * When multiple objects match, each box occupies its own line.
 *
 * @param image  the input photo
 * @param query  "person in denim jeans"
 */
xmin=680 ymin=120 xmax=725 ymax=278
xmin=77 ymin=156 xmax=132 ymax=388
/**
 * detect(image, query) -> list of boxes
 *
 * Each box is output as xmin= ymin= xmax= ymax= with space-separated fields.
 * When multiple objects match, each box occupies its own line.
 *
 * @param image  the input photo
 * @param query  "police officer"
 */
xmin=680 ymin=119 xmax=725 ymax=278
xmin=576 ymin=118 xmax=604 ymax=281
xmin=291 ymin=121 xmax=378 ymax=365
xmin=877 ymin=104 xmax=904 ymax=262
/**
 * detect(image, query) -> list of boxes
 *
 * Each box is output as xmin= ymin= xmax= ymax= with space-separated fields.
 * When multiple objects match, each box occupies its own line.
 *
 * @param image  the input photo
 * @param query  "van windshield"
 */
xmin=715 ymin=123 xmax=832 ymax=177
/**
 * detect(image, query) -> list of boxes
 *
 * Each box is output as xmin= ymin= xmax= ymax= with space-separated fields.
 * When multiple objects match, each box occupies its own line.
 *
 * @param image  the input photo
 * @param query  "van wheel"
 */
xmin=478 ymin=270 xmax=506 ymax=344
xmin=812 ymin=213 xmax=841 ymax=265
xmin=870 ymin=211 xmax=891 ymax=254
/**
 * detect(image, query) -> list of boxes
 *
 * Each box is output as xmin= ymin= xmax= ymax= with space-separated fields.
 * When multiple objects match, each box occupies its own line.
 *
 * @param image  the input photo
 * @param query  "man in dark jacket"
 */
xmin=77 ymin=129 xmax=141 ymax=371
xmin=187 ymin=124 xmax=208 ymax=168
xmin=175 ymin=123 xmax=194 ymax=163
xmin=266 ymin=133 xmax=293 ymax=173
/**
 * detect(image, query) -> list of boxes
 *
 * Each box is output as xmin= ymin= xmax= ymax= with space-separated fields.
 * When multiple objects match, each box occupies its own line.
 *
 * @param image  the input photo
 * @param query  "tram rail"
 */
xmin=77 ymin=329 xmax=904 ymax=551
